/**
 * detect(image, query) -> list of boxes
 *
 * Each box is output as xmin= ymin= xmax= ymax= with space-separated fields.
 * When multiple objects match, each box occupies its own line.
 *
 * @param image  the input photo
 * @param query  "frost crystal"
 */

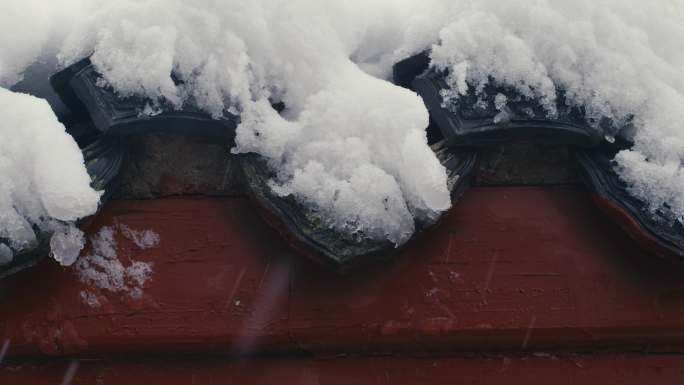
xmin=120 ymin=224 xmax=160 ymax=249
xmin=79 ymin=290 xmax=101 ymax=308
xmin=75 ymin=226 xmax=153 ymax=304
xmin=50 ymin=224 xmax=86 ymax=267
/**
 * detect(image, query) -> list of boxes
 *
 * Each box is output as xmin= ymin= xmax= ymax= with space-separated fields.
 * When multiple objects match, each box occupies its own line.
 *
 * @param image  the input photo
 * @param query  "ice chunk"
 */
xmin=494 ymin=93 xmax=508 ymax=111
xmin=50 ymin=224 xmax=86 ymax=266
xmin=493 ymin=93 xmax=512 ymax=124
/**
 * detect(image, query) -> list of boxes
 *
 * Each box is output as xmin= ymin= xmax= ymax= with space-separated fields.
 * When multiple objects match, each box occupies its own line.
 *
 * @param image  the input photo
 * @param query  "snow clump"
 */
xmin=430 ymin=0 xmax=684 ymax=222
xmin=55 ymin=0 xmax=454 ymax=245
xmin=0 ymin=88 xmax=100 ymax=265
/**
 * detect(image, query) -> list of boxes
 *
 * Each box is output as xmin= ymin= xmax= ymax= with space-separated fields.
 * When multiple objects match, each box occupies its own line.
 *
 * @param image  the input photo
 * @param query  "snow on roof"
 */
xmin=0 ymin=87 xmax=100 ymax=265
xmin=1 ymin=0 xmax=684 ymax=261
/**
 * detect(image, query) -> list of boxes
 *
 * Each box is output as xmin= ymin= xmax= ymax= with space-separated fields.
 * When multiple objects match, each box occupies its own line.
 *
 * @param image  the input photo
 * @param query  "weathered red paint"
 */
xmin=3 ymin=354 xmax=684 ymax=385
xmin=2 ymin=186 xmax=684 ymax=360
xmin=590 ymin=192 xmax=679 ymax=262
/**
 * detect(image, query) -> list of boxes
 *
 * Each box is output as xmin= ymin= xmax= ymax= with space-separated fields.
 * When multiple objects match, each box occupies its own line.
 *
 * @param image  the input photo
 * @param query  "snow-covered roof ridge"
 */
xmin=1 ymin=0 xmax=683 ymax=268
